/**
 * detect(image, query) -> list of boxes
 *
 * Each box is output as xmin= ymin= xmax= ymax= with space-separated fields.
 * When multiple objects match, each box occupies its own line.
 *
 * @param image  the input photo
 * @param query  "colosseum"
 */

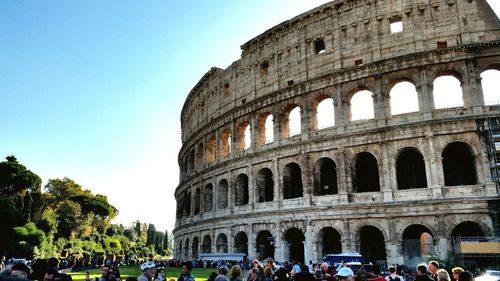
xmin=174 ymin=0 xmax=500 ymax=267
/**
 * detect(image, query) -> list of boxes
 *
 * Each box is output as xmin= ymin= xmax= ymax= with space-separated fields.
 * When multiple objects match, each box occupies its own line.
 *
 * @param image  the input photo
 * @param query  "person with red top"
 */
xmin=367 ymin=265 xmax=385 ymax=281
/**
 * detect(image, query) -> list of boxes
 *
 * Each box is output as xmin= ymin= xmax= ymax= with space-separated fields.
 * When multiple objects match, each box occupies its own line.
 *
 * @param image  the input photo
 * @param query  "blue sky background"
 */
xmin=1 ymin=1 xmax=499 ymax=232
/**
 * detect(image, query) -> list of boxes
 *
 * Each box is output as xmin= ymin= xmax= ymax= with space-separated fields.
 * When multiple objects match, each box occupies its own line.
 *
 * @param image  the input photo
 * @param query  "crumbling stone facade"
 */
xmin=173 ymin=0 xmax=500 ymax=266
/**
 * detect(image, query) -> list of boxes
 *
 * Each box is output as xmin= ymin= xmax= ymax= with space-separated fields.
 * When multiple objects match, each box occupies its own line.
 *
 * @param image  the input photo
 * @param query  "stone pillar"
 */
xmin=437 ymin=215 xmax=450 ymax=259
xmin=374 ymin=74 xmax=389 ymax=127
xmin=387 ymin=219 xmax=403 ymax=265
xmin=338 ymin=150 xmax=350 ymax=204
xmin=343 ymin=220 xmax=353 ymax=253
xmin=334 ymin=86 xmax=346 ymax=134
xmin=248 ymin=225 xmax=256 ymax=260
xmin=381 ymin=143 xmax=394 ymax=202
xmin=305 ymin=222 xmax=314 ymax=263
xmin=419 ymin=66 xmax=435 ymax=120
xmin=275 ymin=233 xmax=285 ymax=263
xmin=301 ymin=95 xmax=311 ymax=141
xmin=427 ymin=135 xmax=444 ymax=199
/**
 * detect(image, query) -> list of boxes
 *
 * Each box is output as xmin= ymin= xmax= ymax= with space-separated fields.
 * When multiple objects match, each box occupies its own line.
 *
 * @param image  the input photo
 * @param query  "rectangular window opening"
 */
xmin=390 ymin=18 xmax=403 ymax=33
xmin=260 ymin=61 xmax=269 ymax=76
xmin=314 ymin=39 xmax=326 ymax=54
xmin=355 ymin=59 xmax=363 ymax=66
xmin=437 ymin=41 xmax=448 ymax=48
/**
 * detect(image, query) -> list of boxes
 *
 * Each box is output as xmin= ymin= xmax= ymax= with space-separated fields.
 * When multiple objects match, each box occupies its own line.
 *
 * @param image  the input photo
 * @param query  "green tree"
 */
xmin=123 ymin=227 xmax=138 ymax=242
xmin=0 ymin=196 xmax=22 ymax=255
xmin=163 ymin=230 xmax=169 ymax=251
xmin=44 ymin=177 xmax=86 ymax=202
xmin=0 ymin=156 xmax=42 ymax=196
xmin=154 ymin=231 xmax=164 ymax=254
xmin=55 ymin=200 xmax=82 ymax=239
xmin=146 ymin=223 xmax=156 ymax=246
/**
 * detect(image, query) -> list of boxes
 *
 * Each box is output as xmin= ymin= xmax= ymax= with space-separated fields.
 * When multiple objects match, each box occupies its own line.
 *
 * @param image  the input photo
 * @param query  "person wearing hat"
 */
xmin=335 ymin=267 xmax=354 ymax=281
xmin=154 ymin=267 xmax=166 ymax=281
xmin=215 ymin=265 xmax=229 ymax=281
xmin=177 ymin=262 xmax=194 ymax=281
xmin=138 ymin=261 xmax=156 ymax=281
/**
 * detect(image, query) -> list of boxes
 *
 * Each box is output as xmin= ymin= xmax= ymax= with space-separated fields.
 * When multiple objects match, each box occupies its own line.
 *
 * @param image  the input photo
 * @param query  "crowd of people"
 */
xmin=0 ymin=256 xmax=478 ymax=281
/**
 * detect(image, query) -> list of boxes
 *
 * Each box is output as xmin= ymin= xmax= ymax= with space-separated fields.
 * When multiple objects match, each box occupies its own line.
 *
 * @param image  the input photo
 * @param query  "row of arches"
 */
xmin=181 ymin=70 xmax=500 ymax=176
xmin=176 ymin=221 xmax=487 ymax=264
xmin=177 ymin=141 xmax=477 ymax=218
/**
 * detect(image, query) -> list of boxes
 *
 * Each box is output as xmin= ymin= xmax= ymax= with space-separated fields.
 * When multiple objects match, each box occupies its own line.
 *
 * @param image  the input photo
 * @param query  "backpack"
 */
xmin=388 ymin=276 xmax=401 ymax=281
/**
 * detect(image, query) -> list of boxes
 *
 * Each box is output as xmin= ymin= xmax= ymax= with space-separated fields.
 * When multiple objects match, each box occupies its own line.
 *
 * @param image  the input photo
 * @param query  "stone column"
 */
xmin=343 ymin=220 xmax=353 ymax=253
xmin=419 ymin=66 xmax=435 ymax=120
xmin=381 ymin=143 xmax=394 ymax=202
xmin=374 ymin=74 xmax=389 ymax=127
xmin=437 ymin=215 xmax=450 ymax=259
xmin=338 ymin=150 xmax=350 ymax=204
xmin=334 ymin=85 xmax=346 ymax=134
xmin=305 ymin=222 xmax=314 ymax=263
xmin=248 ymin=225 xmax=256 ymax=260
xmin=275 ymin=233 xmax=285 ymax=263
xmin=301 ymin=95 xmax=311 ymax=141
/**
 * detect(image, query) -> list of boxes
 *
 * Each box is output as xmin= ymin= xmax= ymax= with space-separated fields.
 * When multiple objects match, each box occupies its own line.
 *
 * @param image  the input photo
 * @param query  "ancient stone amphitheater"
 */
xmin=174 ymin=0 xmax=500 ymax=266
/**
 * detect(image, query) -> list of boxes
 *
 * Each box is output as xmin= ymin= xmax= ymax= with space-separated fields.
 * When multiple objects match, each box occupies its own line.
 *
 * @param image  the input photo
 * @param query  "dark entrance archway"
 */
xmin=442 ymin=142 xmax=477 ymax=186
xmin=353 ymin=152 xmax=380 ymax=192
xmin=317 ymin=227 xmax=342 ymax=261
xmin=402 ymin=225 xmax=434 ymax=264
xmin=257 ymin=168 xmax=274 ymax=202
xmin=396 ymin=148 xmax=428 ymax=189
xmin=284 ymin=228 xmax=305 ymax=263
xmin=202 ymin=235 xmax=212 ymax=253
xmin=256 ymin=230 xmax=275 ymax=260
xmin=314 ymin=158 xmax=338 ymax=195
xmin=358 ymin=225 xmax=386 ymax=262
xmin=234 ymin=232 xmax=248 ymax=256
xmin=283 ymin=163 xmax=303 ymax=199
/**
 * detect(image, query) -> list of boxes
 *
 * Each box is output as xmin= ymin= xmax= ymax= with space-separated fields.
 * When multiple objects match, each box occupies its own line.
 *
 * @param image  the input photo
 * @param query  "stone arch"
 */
xmin=207 ymin=134 xmax=216 ymax=163
xmin=184 ymin=237 xmax=190 ymax=258
xmin=234 ymin=231 xmax=248 ymax=255
xmin=357 ymin=225 xmax=387 ymax=262
xmin=192 ymin=236 xmax=199 ymax=259
xmin=317 ymin=227 xmax=342 ymax=261
xmin=217 ymin=179 xmax=228 ymax=209
xmin=396 ymin=147 xmax=428 ymax=189
xmin=352 ymin=152 xmax=380 ymax=192
xmin=433 ymin=71 xmax=464 ymax=109
xmin=178 ymin=239 xmax=183 ymax=259
xmin=284 ymin=227 xmax=305 ymax=263
xmin=202 ymin=235 xmax=212 ymax=253
xmin=220 ymin=129 xmax=232 ymax=158
xmin=282 ymin=104 xmax=301 ymax=138
xmin=204 ymin=183 xmax=213 ymax=211
xmin=312 ymin=94 xmax=335 ymax=130
xmin=389 ymin=81 xmax=419 ymax=115
xmin=349 ymin=89 xmax=375 ymax=121
xmin=235 ymin=173 xmax=249 ymax=206
xmin=256 ymin=168 xmax=274 ymax=203
xmin=451 ymin=221 xmax=487 ymax=239
xmin=194 ymin=188 xmax=201 ymax=215
xmin=236 ymin=121 xmax=251 ymax=150
xmin=402 ymin=224 xmax=435 ymax=264
xmin=188 ymin=150 xmax=195 ymax=173
xmin=314 ymin=157 xmax=338 ymax=196
xmin=258 ymin=112 xmax=274 ymax=145
xmin=216 ymin=233 xmax=228 ymax=253
xmin=283 ymin=162 xmax=303 ymax=199
xmin=183 ymin=191 xmax=191 ymax=217
xmin=256 ymin=230 xmax=275 ymax=260
xmin=196 ymin=143 xmax=204 ymax=167
xmin=480 ymin=69 xmax=500 ymax=105
xmin=442 ymin=142 xmax=477 ymax=186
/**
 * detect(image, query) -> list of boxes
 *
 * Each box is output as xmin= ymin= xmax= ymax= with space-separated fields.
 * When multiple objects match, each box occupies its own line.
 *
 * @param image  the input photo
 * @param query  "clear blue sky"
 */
xmin=1 ymin=1 xmax=499 ymax=232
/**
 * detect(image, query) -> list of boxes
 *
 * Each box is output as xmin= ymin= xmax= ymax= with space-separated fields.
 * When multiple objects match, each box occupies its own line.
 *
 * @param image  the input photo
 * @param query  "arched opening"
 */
xmin=216 ymin=233 xmax=228 ymax=253
xmin=442 ymin=142 xmax=477 ymax=186
xmin=481 ymin=69 xmax=500 ymax=105
xmin=207 ymin=135 xmax=216 ymax=163
xmin=184 ymin=238 xmax=190 ymax=258
xmin=197 ymin=143 xmax=204 ymax=167
xmin=258 ymin=113 xmax=274 ymax=145
xmin=433 ymin=75 xmax=464 ymax=109
xmin=237 ymin=122 xmax=251 ymax=150
xmin=256 ymin=168 xmax=274 ymax=202
xmin=202 ymin=235 xmax=212 ymax=253
xmin=235 ymin=174 xmax=249 ymax=206
xmin=234 ymin=232 xmax=248 ymax=256
xmin=353 ymin=152 xmax=380 ymax=192
xmin=314 ymin=157 xmax=338 ymax=196
xmin=204 ymin=183 xmax=213 ymax=211
xmin=283 ymin=163 xmax=303 ymax=199
xmin=188 ymin=150 xmax=195 ymax=173
xmin=256 ymin=230 xmax=275 ymax=260
xmin=390 ymin=81 xmax=419 ymax=115
xmin=402 ymin=225 xmax=435 ymax=264
xmin=358 ymin=226 xmax=386 ymax=262
xmin=396 ymin=148 xmax=428 ymax=189
xmin=314 ymin=97 xmax=335 ymax=129
xmin=217 ymin=179 xmax=228 ymax=209
xmin=283 ymin=105 xmax=301 ymax=138
xmin=192 ymin=237 xmax=199 ymax=259
xmin=350 ymin=90 xmax=375 ymax=121
xmin=317 ymin=227 xmax=342 ymax=261
xmin=451 ymin=221 xmax=486 ymax=257
xmin=193 ymin=188 xmax=201 ymax=215
xmin=178 ymin=240 xmax=183 ymax=259
xmin=220 ymin=129 xmax=232 ymax=158
xmin=183 ymin=191 xmax=191 ymax=217
xmin=284 ymin=228 xmax=305 ymax=264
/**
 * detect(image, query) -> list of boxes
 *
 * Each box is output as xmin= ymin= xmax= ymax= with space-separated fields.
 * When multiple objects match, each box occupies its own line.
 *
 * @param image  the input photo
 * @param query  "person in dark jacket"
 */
xmin=294 ymin=265 xmax=315 ymax=281
xmin=414 ymin=264 xmax=434 ymax=281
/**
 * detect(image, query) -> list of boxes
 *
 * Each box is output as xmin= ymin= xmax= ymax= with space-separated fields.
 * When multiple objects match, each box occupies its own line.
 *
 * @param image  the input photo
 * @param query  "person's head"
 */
xmin=437 ymin=269 xmax=450 ymax=281
xmin=182 ymin=262 xmax=192 ymax=276
xmin=452 ymin=268 xmax=464 ymax=280
xmin=230 ymin=265 xmax=241 ymax=277
xmin=155 ymin=267 xmax=165 ymax=279
xmin=44 ymin=269 xmax=58 ymax=281
xmin=300 ymin=265 xmax=309 ymax=273
xmin=11 ymin=263 xmax=30 ymax=279
xmin=417 ymin=264 xmax=428 ymax=276
xmin=264 ymin=258 xmax=273 ymax=269
xmin=253 ymin=260 xmax=260 ymax=268
xmin=248 ymin=269 xmax=258 ymax=281
xmin=314 ymin=269 xmax=323 ymax=279
xmin=140 ymin=261 xmax=156 ymax=278
xmin=336 ymin=267 xmax=354 ymax=281
xmin=457 ymin=271 xmax=473 ymax=281
xmin=389 ymin=266 xmax=396 ymax=275
xmin=321 ymin=263 xmax=329 ymax=272
xmin=101 ymin=266 xmax=111 ymax=278
xmin=428 ymin=261 xmax=439 ymax=273
xmin=47 ymin=258 xmax=59 ymax=270
xmin=264 ymin=268 xmax=273 ymax=278
xmin=372 ymin=265 xmax=381 ymax=277
xmin=218 ymin=266 xmax=228 ymax=276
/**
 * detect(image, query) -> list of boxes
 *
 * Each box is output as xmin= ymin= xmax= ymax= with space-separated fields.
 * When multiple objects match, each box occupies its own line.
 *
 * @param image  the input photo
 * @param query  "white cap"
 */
xmin=140 ymin=261 xmax=156 ymax=271
xmin=336 ymin=267 xmax=354 ymax=277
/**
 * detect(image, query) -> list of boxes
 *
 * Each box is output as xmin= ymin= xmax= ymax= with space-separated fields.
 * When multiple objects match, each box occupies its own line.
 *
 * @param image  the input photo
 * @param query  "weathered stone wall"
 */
xmin=174 ymin=0 xmax=500 ymax=265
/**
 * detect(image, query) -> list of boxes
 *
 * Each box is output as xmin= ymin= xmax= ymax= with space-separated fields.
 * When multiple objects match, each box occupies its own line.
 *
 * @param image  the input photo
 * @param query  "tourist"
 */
xmin=31 ymin=259 xmax=48 ymax=281
xmin=215 ymin=265 xmax=229 ymax=281
xmin=248 ymin=269 xmax=260 ymax=281
xmin=253 ymin=260 xmax=264 ymax=279
xmin=385 ymin=266 xmax=404 ymax=281
xmin=87 ymin=265 xmax=111 ymax=281
xmin=154 ymin=267 xmax=166 ymax=281
xmin=335 ymin=267 xmax=354 ymax=281
xmin=367 ymin=266 xmax=385 ymax=281
xmin=457 ymin=271 xmax=473 ymax=281
xmin=229 ymin=265 xmax=242 ymax=281
xmin=451 ymin=268 xmax=464 ymax=281
xmin=427 ymin=261 xmax=439 ymax=281
xmin=110 ymin=266 xmax=122 ymax=281
xmin=263 ymin=268 xmax=273 ymax=281
xmin=294 ymin=265 xmax=314 ymax=281
xmin=290 ymin=265 xmax=301 ymax=281
xmin=0 ymin=257 xmax=5 ymax=272
xmin=319 ymin=263 xmax=332 ymax=281
xmin=177 ymin=262 xmax=194 ymax=281
xmin=436 ymin=269 xmax=450 ymax=281
xmin=415 ymin=264 xmax=433 ymax=281
xmin=139 ymin=261 xmax=157 ymax=281
xmin=263 ymin=259 xmax=277 ymax=272
xmin=10 ymin=264 xmax=30 ymax=280
xmin=314 ymin=270 xmax=324 ymax=281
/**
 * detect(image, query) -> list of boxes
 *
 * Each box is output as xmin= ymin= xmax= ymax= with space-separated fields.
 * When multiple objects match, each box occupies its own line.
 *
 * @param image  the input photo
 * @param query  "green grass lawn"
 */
xmin=69 ymin=266 xmax=216 ymax=281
